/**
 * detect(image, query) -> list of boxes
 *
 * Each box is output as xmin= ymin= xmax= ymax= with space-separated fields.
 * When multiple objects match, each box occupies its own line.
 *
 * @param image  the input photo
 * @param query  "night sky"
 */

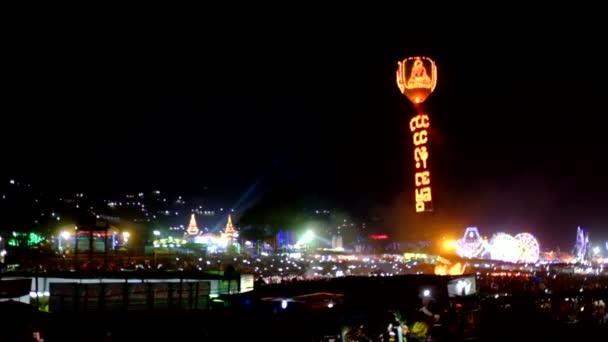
xmin=3 ymin=7 xmax=608 ymax=247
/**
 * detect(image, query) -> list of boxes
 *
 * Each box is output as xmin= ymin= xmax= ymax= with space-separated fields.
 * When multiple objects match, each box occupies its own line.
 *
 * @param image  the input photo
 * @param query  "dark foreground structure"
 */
xmin=2 ymin=275 xmax=607 ymax=341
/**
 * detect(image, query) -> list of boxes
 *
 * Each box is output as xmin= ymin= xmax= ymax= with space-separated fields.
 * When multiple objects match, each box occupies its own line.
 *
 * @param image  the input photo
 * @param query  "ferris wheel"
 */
xmin=488 ymin=233 xmax=519 ymax=263
xmin=514 ymin=233 xmax=540 ymax=263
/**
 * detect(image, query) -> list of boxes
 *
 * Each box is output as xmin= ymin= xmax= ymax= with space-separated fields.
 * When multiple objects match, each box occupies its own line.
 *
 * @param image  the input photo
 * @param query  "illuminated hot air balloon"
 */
xmin=396 ymin=56 xmax=437 ymax=105
xmin=396 ymin=56 xmax=438 ymax=213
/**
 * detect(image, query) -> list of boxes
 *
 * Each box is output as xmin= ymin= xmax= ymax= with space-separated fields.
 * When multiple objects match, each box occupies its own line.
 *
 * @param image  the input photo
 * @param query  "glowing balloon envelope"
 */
xmin=396 ymin=56 xmax=437 ymax=104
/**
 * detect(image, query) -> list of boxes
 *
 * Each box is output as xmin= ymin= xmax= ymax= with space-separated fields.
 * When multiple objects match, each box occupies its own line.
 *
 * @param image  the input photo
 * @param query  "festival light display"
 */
xmin=488 ymin=233 xmax=519 ymax=263
xmin=7 ymin=232 xmax=45 ymax=248
xmin=455 ymin=227 xmax=485 ymax=259
xmin=455 ymin=227 xmax=541 ymax=263
xmin=224 ymin=214 xmax=236 ymax=247
xmin=574 ymin=226 xmax=589 ymax=263
xmin=411 ymin=113 xmax=432 ymax=212
xmin=513 ymin=233 xmax=540 ymax=263
xmin=397 ymin=56 xmax=437 ymax=213
xmin=434 ymin=262 xmax=466 ymax=276
xmin=152 ymin=237 xmax=188 ymax=248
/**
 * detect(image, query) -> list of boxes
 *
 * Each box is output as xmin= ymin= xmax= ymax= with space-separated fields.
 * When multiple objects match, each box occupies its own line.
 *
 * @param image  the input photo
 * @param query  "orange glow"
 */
xmin=396 ymin=56 xmax=437 ymax=105
xmin=407 ymin=59 xmax=432 ymax=88
xmin=409 ymin=114 xmax=430 ymax=132
xmin=415 ymin=187 xmax=432 ymax=212
xmin=413 ymin=130 xmax=428 ymax=146
xmin=436 ymin=255 xmax=452 ymax=264
xmin=442 ymin=239 xmax=457 ymax=251
xmin=434 ymin=262 xmax=466 ymax=276
xmin=415 ymin=187 xmax=432 ymax=203
xmin=415 ymin=171 xmax=430 ymax=186
xmin=414 ymin=147 xmax=428 ymax=169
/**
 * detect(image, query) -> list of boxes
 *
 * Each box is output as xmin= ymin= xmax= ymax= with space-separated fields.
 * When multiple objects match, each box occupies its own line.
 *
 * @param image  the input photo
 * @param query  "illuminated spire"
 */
xmin=225 ymin=214 xmax=234 ymax=235
xmin=186 ymin=213 xmax=199 ymax=235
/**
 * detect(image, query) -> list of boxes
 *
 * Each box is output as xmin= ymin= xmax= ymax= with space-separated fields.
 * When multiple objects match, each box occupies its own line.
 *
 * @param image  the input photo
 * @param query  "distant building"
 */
xmin=277 ymin=230 xmax=295 ymax=248
xmin=222 ymin=215 xmax=236 ymax=247
xmin=186 ymin=213 xmax=199 ymax=235
xmin=331 ymin=235 xmax=343 ymax=250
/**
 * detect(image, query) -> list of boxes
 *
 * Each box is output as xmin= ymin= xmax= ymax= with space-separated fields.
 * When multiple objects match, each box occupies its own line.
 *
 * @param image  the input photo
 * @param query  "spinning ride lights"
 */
xmin=455 ymin=227 xmax=486 ymax=259
xmin=488 ymin=233 xmax=519 ymax=263
xmin=514 ymin=233 xmax=540 ymax=263
xmin=456 ymin=227 xmax=541 ymax=263
xmin=574 ymin=226 xmax=589 ymax=263
xmin=485 ymin=232 xmax=540 ymax=263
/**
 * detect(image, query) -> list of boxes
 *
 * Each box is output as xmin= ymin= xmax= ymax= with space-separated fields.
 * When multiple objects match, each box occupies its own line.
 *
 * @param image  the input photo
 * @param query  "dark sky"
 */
xmin=3 ymin=7 xmax=608 ymax=247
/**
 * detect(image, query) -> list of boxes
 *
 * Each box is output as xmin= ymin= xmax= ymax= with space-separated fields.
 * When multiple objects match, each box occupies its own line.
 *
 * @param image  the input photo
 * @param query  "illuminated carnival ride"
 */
xmin=574 ymin=226 xmax=589 ymax=263
xmin=455 ymin=227 xmax=540 ymax=263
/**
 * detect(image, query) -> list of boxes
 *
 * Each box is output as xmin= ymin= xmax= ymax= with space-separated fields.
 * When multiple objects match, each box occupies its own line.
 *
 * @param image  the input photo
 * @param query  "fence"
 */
xmin=49 ymin=280 xmax=210 ymax=312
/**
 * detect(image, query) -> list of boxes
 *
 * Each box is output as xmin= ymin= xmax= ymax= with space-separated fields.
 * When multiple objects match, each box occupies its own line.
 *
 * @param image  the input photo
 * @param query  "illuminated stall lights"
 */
xmin=153 ymin=237 xmax=188 ymax=248
xmin=8 ymin=231 xmax=45 ymax=247
xmin=489 ymin=272 xmax=533 ymax=278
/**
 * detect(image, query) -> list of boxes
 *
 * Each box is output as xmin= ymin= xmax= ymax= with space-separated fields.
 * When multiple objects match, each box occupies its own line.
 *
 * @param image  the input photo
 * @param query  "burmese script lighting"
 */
xmin=397 ymin=57 xmax=437 ymax=213
xmin=410 ymin=114 xmax=430 ymax=131
xmin=414 ymin=146 xmax=428 ymax=169
xmin=413 ymin=130 xmax=428 ymax=146
xmin=411 ymin=114 xmax=433 ymax=212
xmin=396 ymin=57 xmax=437 ymax=104
xmin=415 ymin=171 xmax=430 ymax=186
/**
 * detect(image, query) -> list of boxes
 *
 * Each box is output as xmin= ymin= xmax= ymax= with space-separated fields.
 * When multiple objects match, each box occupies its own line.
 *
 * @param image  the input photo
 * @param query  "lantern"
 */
xmin=397 ymin=56 xmax=437 ymax=213
xmin=396 ymin=56 xmax=437 ymax=105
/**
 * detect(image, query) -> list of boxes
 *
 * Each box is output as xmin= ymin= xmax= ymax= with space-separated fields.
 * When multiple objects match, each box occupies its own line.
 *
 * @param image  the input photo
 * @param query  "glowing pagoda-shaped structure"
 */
xmin=222 ymin=214 xmax=237 ymax=247
xmin=186 ymin=213 xmax=199 ymax=235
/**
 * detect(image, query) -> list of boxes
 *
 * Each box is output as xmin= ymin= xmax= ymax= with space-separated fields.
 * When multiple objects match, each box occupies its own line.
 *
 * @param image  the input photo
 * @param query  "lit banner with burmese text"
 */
xmin=411 ymin=114 xmax=433 ymax=212
xmin=396 ymin=56 xmax=437 ymax=213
